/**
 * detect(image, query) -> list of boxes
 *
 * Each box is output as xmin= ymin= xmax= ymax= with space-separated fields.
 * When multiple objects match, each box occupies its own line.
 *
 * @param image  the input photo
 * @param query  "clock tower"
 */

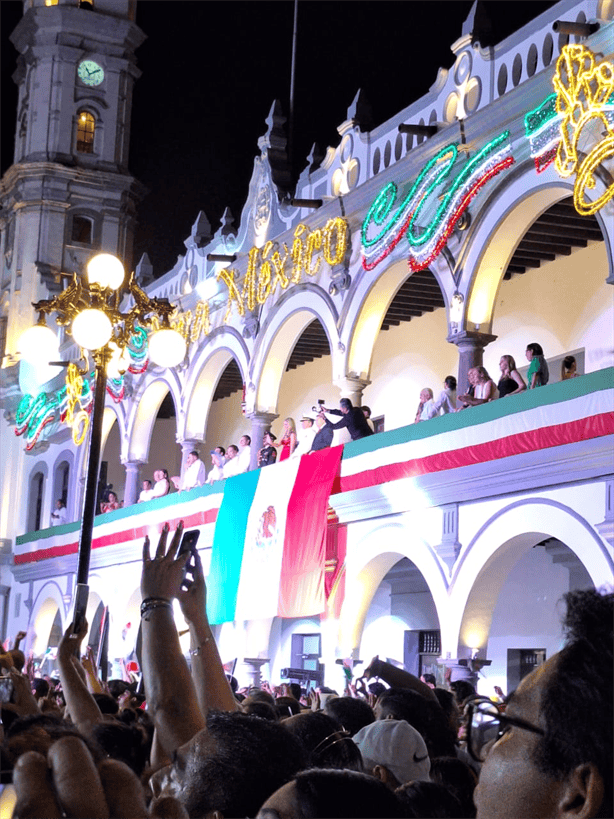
xmin=0 ymin=0 xmax=145 ymax=355
xmin=0 ymin=0 xmax=145 ymax=541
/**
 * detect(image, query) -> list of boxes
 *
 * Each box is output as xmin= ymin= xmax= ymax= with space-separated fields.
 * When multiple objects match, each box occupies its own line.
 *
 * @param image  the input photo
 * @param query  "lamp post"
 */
xmin=19 ymin=253 xmax=186 ymax=627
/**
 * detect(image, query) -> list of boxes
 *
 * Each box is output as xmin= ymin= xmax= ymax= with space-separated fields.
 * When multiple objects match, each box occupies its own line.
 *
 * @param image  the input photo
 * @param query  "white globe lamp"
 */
xmin=87 ymin=253 xmax=125 ymax=290
xmin=148 ymin=328 xmax=186 ymax=368
xmin=72 ymin=309 xmax=113 ymax=350
xmin=19 ymin=324 xmax=59 ymax=364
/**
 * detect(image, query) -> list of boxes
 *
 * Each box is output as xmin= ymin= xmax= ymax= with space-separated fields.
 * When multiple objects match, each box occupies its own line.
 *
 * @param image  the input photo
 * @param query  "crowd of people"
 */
xmin=414 ymin=345 xmax=579 ymax=423
xmin=88 ymin=346 xmax=579 ymax=512
xmin=1 ymin=524 xmax=611 ymax=818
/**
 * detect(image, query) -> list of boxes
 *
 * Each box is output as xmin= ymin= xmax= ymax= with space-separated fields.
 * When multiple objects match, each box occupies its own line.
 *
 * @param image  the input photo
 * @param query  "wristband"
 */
xmin=140 ymin=597 xmax=172 ymax=618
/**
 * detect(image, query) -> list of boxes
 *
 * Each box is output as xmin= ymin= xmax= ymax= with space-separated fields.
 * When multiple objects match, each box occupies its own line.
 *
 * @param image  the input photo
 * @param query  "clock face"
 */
xmin=78 ymin=60 xmax=104 ymax=87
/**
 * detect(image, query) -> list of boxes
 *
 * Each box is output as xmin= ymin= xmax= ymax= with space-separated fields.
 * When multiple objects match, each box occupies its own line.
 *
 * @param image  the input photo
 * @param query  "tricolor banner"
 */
xmin=207 ymin=446 xmax=343 ymax=624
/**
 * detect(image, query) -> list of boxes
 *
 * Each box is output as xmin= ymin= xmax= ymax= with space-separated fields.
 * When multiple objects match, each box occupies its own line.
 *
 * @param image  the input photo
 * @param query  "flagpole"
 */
xmin=288 ymin=0 xmax=298 ymax=174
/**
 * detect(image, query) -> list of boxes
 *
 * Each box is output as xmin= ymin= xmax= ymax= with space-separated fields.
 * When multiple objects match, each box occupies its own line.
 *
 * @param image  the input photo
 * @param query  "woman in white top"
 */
xmin=432 ymin=376 xmax=457 ymax=415
xmin=458 ymin=366 xmax=498 ymax=406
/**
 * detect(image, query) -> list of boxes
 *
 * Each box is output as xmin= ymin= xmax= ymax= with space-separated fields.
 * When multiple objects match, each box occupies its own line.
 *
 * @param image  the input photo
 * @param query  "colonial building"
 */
xmin=1 ymin=0 xmax=612 ymax=693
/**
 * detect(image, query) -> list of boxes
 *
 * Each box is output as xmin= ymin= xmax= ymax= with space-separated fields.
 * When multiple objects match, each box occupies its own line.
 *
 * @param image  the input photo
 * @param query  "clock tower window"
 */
xmin=76 ymin=111 xmax=95 ymax=154
xmin=71 ymin=216 xmax=93 ymax=245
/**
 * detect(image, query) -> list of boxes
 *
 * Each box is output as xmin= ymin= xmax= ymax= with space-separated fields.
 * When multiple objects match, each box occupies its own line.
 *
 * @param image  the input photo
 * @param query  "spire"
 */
xmin=185 ymin=210 xmax=212 ymax=249
xmin=258 ymin=100 xmax=292 ymax=195
xmin=135 ymin=253 xmax=154 ymax=286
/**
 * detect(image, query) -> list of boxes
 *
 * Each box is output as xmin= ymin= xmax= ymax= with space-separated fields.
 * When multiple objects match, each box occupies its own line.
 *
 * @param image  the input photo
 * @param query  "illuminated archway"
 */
xmin=338 ymin=522 xmax=449 ymax=657
xmin=127 ymin=376 xmax=181 ymax=463
xmin=250 ymin=285 xmax=338 ymax=414
xmin=342 ymin=260 xmax=446 ymax=382
xmin=456 ymin=163 xmax=611 ymax=334
xmin=30 ymin=584 xmax=65 ymax=655
xmin=448 ymin=498 xmax=614 ymax=659
xmin=183 ymin=328 xmax=249 ymax=441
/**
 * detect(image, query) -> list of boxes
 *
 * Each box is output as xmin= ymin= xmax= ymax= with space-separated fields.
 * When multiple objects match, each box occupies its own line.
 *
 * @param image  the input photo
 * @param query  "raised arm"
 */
xmin=141 ymin=522 xmax=205 ymax=755
xmin=57 ymin=620 xmax=104 ymax=734
xmin=178 ymin=550 xmax=238 ymax=716
xmin=362 ymin=655 xmax=438 ymax=703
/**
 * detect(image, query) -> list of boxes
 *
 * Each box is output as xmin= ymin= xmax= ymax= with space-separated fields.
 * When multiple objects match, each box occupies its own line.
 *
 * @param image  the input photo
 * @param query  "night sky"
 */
xmin=1 ymin=1 xmax=557 ymax=278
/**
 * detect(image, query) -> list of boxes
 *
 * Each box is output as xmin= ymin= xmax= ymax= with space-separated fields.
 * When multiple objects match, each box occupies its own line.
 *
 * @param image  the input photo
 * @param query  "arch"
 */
xmin=30 ymin=583 xmax=65 ymax=655
xmin=448 ymin=499 xmax=614 ymax=658
xmin=249 ymin=285 xmax=339 ymax=414
xmin=337 ymin=522 xmax=449 ymax=657
xmin=457 ymin=161 xmax=612 ymax=334
xmin=52 ymin=449 xmax=74 ymax=517
xmin=342 ymin=258 xmax=446 ymax=381
xmin=27 ymin=461 xmax=48 ymax=532
xmin=127 ymin=375 xmax=181 ymax=462
xmin=183 ymin=327 xmax=250 ymax=441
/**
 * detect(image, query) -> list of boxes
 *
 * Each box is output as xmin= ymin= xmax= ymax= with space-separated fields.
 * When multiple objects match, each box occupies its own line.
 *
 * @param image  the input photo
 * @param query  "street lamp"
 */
xmin=19 ymin=252 xmax=186 ymax=629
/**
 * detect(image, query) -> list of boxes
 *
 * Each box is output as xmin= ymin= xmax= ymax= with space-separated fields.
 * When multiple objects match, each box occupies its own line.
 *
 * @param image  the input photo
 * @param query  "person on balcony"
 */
xmin=258 ymin=431 xmax=278 ymax=467
xmin=100 ymin=491 xmax=120 ymax=514
xmin=293 ymin=415 xmax=316 ymax=457
xmin=561 ymin=355 xmax=578 ymax=380
xmin=362 ymin=406 xmax=376 ymax=432
xmin=458 ymin=367 xmax=498 ymax=406
xmin=310 ymin=414 xmax=334 ymax=452
xmin=50 ymin=498 xmax=67 ymax=527
xmin=180 ymin=450 xmax=207 ymax=492
xmin=138 ymin=480 xmax=153 ymax=502
xmin=320 ymin=398 xmax=374 ymax=441
xmin=432 ymin=376 xmax=458 ymax=415
xmin=415 ymin=388 xmax=436 ymax=422
xmin=526 ymin=343 xmax=549 ymax=388
xmin=151 ymin=469 xmax=171 ymax=499
xmin=223 ymin=445 xmax=241 ymax=478
xmin=498 ymin=356 xmax=526 ymax=397
xmin=206 ymin=451 xmax=225 ymax=484
xmin=237 ymin=435 xmax=251 ymax=472
xmin=276 ymin=417 xmax=297 ymax=461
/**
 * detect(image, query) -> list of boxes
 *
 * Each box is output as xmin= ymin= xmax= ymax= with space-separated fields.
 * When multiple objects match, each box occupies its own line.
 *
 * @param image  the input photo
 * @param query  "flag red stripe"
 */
xmin=278 ymin=446 xmax=344 ymax=617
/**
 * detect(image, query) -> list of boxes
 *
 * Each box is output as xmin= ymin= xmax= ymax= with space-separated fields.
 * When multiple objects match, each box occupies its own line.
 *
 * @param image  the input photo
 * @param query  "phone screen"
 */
xmin=178 ymin=529 xmax=200 ymax=588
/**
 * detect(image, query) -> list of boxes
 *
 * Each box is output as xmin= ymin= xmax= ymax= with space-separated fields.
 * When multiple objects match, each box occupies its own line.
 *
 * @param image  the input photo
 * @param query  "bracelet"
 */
xmin=189 ymin=636 xmax=211 ymax=656
xmin=140 ymin=597 xmax=172 ymax=618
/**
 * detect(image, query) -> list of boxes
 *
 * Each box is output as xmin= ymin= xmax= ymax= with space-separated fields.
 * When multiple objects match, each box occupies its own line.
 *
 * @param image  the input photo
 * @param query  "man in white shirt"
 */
xmin=223 ymin=444 xmax=241 ymax=478
xmin=206 ymin=450 xmax=225 ymax=484
xmin=180 ymin=450 xmax=207 ymax=491
xmin=138 ymin=480 xmax=153 ymax=502
xmin=237 ymin=434 xmax=251 ymax=473
xmin=50 ymin=499 xmax=67 ymax=527
xmin=292 ymin=415 xmax=316 ymax=457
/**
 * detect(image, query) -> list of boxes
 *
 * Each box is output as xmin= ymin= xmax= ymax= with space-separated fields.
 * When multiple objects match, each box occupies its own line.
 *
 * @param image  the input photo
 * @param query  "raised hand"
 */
xmin=141 ymin=521 xmax=188 ymax=602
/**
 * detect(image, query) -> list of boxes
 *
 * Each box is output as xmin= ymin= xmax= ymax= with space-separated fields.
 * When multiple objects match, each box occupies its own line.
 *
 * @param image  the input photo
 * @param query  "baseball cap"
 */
xmin=353 ymin=719 xmax=430 ymax=785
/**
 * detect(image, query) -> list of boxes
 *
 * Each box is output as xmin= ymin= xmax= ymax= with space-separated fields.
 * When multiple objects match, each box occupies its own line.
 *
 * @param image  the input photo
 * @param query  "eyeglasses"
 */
xmin=465 ymin=699 xmax=545 ymax=762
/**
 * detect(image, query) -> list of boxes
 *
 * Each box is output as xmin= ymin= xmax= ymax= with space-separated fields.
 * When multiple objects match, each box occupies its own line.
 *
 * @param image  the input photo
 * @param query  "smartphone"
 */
xmin=0 ymin=678 xmax=13 ymax=704
xmin=178 ymin=529 xmax=200 ymax=588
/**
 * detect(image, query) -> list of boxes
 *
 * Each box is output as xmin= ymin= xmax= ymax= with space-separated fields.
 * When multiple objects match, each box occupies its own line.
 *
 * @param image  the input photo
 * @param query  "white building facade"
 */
xmin=1 ymin=0 xmax=613 ymax=693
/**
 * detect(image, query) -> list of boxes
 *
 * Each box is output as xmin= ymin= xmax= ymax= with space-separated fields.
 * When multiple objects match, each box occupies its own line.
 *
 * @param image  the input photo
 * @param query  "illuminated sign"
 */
xmin=217 ymin=218 xmax=349 ymax=321
xmin=361 ymin=131 xmax=514 ymax=272
xmin=553 ymin=44 xmax=614 ymax=215
xmin=150 ymin=301 xmax=210 ymax=345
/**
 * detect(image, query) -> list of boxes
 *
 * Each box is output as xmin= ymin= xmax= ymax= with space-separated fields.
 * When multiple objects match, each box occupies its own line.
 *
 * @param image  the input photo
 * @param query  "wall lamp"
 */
xmin=207 ymin=253 xmax=237 ymax=263
xmin=552 ymin=20 xmax=599 ymax=37
xmin=399 ymin=123 xmax=438 ymax=138
xmin=291 ymin=198 xmax=323 ymax=209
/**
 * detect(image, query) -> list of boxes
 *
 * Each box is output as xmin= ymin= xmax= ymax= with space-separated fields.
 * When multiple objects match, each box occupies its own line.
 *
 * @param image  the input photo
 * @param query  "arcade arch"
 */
xmin=184 ymin=330 xmax=249 ymax=441
xmin=449 ymin=498 xmax=613 ymax=660
xmin=127 ymin=377 xmax=181 ymax=463
xmin=250 ymin=287 xmax=338 ymax=414
xmin=338 ymin=522 xmax=449 ymax=658
xmin=459 ymin=165 xmax=612 ymax=335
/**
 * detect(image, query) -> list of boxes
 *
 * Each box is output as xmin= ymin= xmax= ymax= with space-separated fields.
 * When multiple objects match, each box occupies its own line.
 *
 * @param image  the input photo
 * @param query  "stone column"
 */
xmin=122 ymin=461 xmax=143 ymax=507
xmin=334 ymin=376 xmax=371 ymax=408
xmin=247 ymin=411 xmax=278 ymax=470
xmin=242 ymin=657 xmax=270 ymax=689
xmin=448 ymin=330 xmax=497 ymax=394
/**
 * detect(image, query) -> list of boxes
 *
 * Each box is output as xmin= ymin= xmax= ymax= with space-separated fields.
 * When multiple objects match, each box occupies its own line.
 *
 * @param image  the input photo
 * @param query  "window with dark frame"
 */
xmin=71 ymin=216 xmax=93 ymax=245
